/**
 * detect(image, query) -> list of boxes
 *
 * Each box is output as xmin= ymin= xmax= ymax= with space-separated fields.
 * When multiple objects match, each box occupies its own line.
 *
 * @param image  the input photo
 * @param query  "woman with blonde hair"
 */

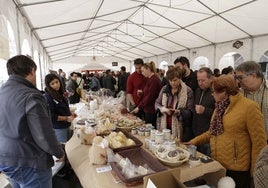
xmin=132 ymin=61 xmax=162 ymax=127
xmin=188 ymin=75 xmax=266 ymax=188
xmin=155 ymin=67 xmax=194 ymax=141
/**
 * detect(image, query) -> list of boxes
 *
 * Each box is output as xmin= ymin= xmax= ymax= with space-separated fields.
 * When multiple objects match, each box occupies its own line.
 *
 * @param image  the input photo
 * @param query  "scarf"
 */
xmin=160 ymin=82 xmax=188 ymax=139
xmin=209 ymin=97 xmax=230 ymax=136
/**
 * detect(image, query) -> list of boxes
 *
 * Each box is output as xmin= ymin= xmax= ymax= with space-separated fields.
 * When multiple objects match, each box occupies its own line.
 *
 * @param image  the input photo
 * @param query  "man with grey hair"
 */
xmin=235 ymin=61 xmax=268 ymax=140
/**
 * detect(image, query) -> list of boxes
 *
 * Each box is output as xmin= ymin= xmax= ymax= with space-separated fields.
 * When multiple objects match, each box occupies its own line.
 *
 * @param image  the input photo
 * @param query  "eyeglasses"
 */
xmin=234 ymin=74 xmax=250 ymax=81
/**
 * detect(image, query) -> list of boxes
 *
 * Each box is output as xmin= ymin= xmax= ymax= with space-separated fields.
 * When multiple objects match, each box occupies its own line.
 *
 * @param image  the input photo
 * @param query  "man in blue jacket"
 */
xmin=0 ymin=55 xmax=65 ymax=188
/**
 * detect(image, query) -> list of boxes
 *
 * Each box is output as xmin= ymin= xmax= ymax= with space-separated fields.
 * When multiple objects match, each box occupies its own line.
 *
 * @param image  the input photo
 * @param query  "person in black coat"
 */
xmin=66 ymin=72 xmax=80 ymax=104
xmin=192 ymin=67 xmax=215 ymax=155
xmin=174 ymin=56 xmax=198 ymax=93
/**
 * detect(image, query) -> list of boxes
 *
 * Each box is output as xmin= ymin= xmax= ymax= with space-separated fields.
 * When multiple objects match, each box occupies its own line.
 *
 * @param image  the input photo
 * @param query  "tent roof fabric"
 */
xmin=14 ymin=0 xmax=268 ymax=62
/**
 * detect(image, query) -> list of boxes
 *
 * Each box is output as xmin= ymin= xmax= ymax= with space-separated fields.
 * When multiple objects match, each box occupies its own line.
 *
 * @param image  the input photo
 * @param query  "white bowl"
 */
xmin=155 ymin=147 xmax=190 ymax=167
xmin=156 ymin=147 xmax=168 ymax=158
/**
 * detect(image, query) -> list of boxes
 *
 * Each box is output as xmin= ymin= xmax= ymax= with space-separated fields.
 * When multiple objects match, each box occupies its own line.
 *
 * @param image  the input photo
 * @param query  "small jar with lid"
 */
xmin=155 ymin=131 xmax=164 ymax=144
xmin=131 ymin=127 xmax=137 ymax=135
xmin=137 ymin=127 xmax=145 ymax=136
xmin=162 ymin=129 xmax=171 ymax=140
xmin=144 ymin=128 xmax=151 ymax=137
xmin=149 ymin=139 xmax=155 ymax=152
xmin=150 ymin=129 xmax=156 ymax=141
xmin=151 ymin=142 xmax=160 ymax=153
xmin=144 ymin=137 xmax=150 ymax=149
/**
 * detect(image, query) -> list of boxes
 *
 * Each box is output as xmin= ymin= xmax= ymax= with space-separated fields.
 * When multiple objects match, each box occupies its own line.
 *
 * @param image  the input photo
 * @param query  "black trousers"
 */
xmin=226 ymin=170 xmax=250 ymax=188
xmin=144 ymin=112 xmax=157 ymax=128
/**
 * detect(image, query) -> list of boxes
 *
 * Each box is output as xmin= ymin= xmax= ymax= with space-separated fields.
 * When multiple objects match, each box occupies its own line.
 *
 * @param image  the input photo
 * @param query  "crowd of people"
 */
xmin=0 ymin=54 xmax=267 ymax=188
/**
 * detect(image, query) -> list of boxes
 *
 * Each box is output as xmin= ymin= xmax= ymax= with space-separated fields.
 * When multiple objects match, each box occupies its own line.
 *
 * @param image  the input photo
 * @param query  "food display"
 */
xmin=95 ymin=117 xmax=115 ymax=135
xmin=156 ymin=147 xmax=168 ymax=158
xmin=88 ymin=136 xmax=108 ymax=165
xmin=113 ymin=153 xmax=154 ymax=178
xmin=104 ymin=130 xmax=143 ymax=152
xmin=110 ymin=147 xmax=167 ymax=184
xmin=166 ymin=149 xmax=186 ymax=161
xmin=155 ymin=147 xmax=190 ymax=166
xmin=105 ymin=131 xmax=135 ymax=149
xmin=80 ymin=126 xmax=96 ymax=145
xmin=90 ymin=105 xmax=143 ymax=134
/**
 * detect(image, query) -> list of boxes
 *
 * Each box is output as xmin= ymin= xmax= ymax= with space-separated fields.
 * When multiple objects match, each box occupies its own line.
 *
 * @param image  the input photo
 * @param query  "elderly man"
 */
xmin=235 ymin=61 xmax=268 ymax=141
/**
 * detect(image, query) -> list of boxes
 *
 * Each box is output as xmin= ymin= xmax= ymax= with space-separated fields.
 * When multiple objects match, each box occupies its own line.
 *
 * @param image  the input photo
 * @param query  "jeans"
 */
xmin=0 ymin=166 xmax=52 ymax=188
xmin=53 ymin=128 xmax=70 ymax=143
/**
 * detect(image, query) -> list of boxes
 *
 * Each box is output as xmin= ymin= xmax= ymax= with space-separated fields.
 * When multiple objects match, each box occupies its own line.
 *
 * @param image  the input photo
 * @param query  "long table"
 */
xmin=65 ymin=130 xmax=226 ymax=188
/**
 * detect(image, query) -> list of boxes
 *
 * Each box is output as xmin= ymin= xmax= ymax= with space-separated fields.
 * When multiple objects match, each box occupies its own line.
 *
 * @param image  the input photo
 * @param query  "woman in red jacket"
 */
xmin=132 ymin=61 xmax=162 ymax=127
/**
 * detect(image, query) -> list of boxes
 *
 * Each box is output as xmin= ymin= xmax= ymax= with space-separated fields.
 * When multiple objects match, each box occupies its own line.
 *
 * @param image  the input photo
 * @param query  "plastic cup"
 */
xmin=187 ymin=145 xmax=197 ymax=158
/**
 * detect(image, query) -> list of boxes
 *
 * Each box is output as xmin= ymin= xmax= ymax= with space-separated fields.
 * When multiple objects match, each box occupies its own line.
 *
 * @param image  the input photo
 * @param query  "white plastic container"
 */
xmin=150 ymin=129 xmax=156 ymax=141
xmin=155 ymin=131 xmax=164 ymax=144
xmin=162 ymin=129 xmax=171 ymax=140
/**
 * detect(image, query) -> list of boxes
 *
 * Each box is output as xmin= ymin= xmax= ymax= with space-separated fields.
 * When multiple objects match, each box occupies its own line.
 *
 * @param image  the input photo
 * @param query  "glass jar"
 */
xmin=162 ymin=129 xmax=171 ymax=140
xmin=137 ymin=127 xmax=145 ymax=136
xmin=144 ymin=128 xmax=151 ymax=137
xmin=131 ymin=127 xmax=137 ymax=135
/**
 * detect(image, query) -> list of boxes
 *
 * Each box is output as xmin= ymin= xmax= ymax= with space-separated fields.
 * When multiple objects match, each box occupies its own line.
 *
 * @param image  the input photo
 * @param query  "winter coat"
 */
xmin=190 ymin=92 xmax=267 ymax=174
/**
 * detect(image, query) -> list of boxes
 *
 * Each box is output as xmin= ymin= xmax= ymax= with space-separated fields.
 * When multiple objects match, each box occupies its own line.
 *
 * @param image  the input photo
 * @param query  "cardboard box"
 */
xmin=144 ymin=164 xmax=226 ymax=188
xmin=143 ymin=169 xmax=186 ymax=188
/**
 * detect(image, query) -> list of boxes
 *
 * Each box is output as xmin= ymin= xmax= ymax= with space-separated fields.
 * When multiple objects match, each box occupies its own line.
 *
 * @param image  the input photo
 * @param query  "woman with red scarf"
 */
xmin=155 ymin=67 xmax=194 ymax=141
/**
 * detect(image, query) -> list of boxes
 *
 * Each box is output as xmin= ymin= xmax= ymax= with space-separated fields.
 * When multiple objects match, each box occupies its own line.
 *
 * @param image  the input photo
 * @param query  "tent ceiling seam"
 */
xmin=33 ymin=4 xmax=141 ymax=30
xmin=74 ymin=0 xmax=105 ymax=55
xmin=197 ymin=0 xmax=256 ymax=37
xmin=18 ymin=0 xmax=65 ymax=7
xmin=145 ymin=5 xmax=213 ymax=45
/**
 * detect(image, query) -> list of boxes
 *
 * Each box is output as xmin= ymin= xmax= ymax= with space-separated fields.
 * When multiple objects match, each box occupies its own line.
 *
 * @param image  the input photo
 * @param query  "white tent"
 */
xmin=73 ymin=63 xmax=108 ymax=73
xmin=11 ymin=0 xmax=268 ymax=63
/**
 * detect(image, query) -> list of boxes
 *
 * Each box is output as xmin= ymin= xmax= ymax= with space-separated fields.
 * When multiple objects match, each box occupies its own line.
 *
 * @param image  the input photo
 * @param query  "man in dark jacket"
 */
xmin=0 ymin=55 xmax=64 ymax=188
xmin=174 ymin=56 xmax=198 ymax=92
xmin=102 ymin=69 xmax=116 ymax=96
xmin=118 ymin=66 xmax=129 ymax=92
xmin=91 ymin=73 xmax=101 ymax=91
xmin=192 ymin=67 xmax=215 ymax=155
xmin=66 ymin=72 xmax=80 ymax=104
